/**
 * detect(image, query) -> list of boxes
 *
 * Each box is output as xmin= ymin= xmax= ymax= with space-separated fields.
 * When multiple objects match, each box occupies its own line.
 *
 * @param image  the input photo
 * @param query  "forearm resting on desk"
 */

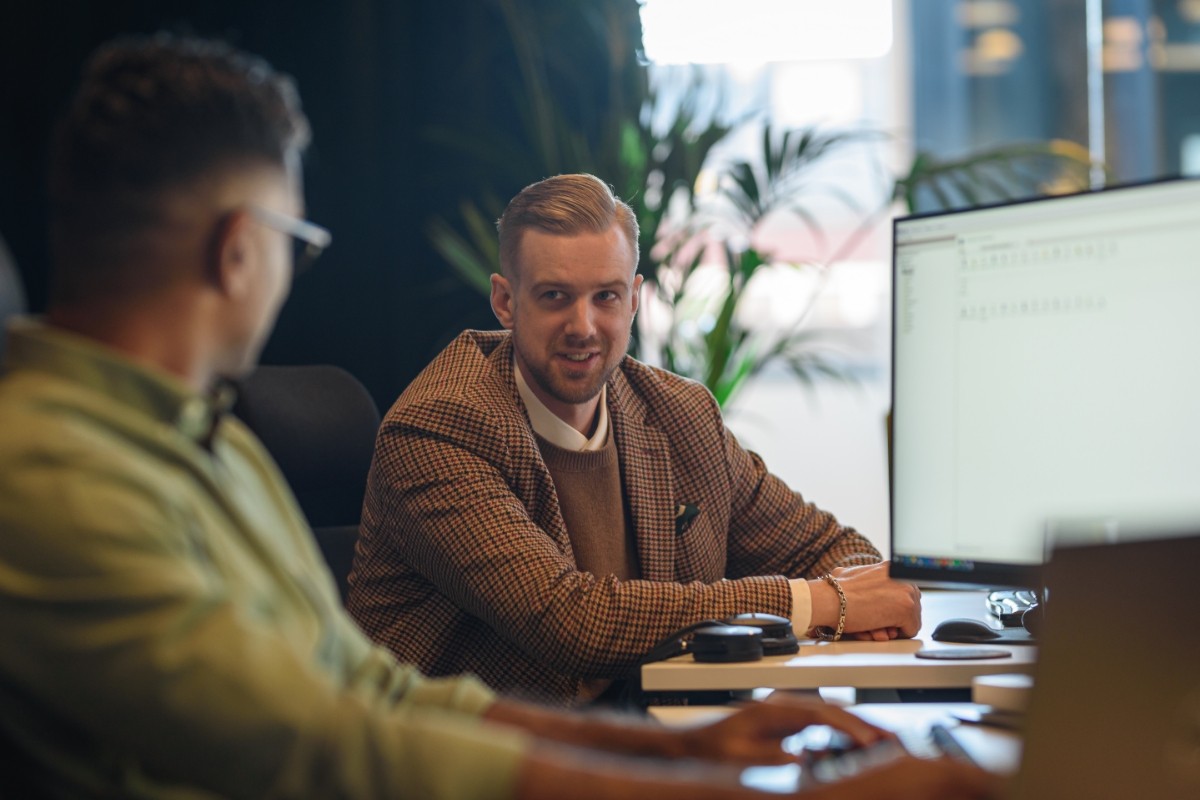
xmin=806 ymin=563 xmax=922 ymax=640
xmin=514 ymin=751 xmax=1001 ymax=800
xmin=499 ymin=703 xmax=1002 ymax=800
xmin=485 ymin=699 xmax=692 ymax=761
xmin=488 ymin=691 xmax=1004 ymax=800
xmin=800 ymin=758 xmax=1005 ymax=800
xmin=485 ymin=693 xmax=890 ymax=766
xmin=513 ymin=744 xmax=752 ymax=800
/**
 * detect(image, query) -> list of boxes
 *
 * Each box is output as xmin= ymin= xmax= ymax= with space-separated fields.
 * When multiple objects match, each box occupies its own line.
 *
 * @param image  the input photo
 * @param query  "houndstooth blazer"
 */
xmin=348 ymin=330 xmax=880 ymax=706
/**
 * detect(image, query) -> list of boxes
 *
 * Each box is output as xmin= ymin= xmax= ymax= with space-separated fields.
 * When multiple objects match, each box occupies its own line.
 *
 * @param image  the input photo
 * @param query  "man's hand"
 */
xmin=809 ymin=562 xmax=922 ymax=640
xmin=490 ymin=693 xmax=890 ymax=768
xmin=677 ymin=693 xmax=891 ymax=766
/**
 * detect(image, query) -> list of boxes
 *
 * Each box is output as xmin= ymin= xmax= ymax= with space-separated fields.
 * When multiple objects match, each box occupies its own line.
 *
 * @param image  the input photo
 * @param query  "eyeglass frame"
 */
xmin=247 ymin=205 xmax=332 ymax=273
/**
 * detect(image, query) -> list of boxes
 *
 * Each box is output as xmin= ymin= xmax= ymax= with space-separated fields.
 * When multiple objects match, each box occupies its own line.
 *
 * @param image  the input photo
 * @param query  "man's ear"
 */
xmin=490 ymin=272 xmax=516 ymax=330
xmin=208 ymin=210 xmax=256 ymax=299
xmin=631 ymin=273 xmax=643 ymax=318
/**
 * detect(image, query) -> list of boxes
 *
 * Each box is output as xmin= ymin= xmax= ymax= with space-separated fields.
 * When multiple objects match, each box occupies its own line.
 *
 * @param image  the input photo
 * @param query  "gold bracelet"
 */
xmin=814 ymin=574 xmax=847 ymax=641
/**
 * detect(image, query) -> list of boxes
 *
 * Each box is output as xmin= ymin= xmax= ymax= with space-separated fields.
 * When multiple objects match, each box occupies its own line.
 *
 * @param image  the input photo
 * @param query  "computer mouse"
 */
xmin=930 ymin=617 xmax=1003 ymax=643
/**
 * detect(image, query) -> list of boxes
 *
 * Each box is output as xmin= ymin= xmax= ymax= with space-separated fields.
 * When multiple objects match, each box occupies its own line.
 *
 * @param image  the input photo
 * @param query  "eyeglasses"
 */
xmin=248 ymin=206 xmax=332 ymax=273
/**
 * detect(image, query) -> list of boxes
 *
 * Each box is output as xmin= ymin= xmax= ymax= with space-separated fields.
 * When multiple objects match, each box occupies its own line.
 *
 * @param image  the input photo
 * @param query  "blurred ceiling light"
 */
xmin=1181 ymin=0 xmax=1200 ymax=25
xmin=961 ymin=28 xmax=1024 ymax=75
xmin=977 ymin=28 xmax=1024 ymax=61
xmin=1103 ymin=16 xmax=1145 ymax=72
xmin=956 ymin=0 xmax=1020 ymax=29
xmin=639 ymin=0 xmax=893 ymax=64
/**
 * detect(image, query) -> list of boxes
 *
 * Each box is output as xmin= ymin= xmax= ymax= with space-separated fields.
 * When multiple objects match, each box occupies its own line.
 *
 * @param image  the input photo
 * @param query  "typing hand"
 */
xmin=677 ymin=693 xmax=892 ymax=766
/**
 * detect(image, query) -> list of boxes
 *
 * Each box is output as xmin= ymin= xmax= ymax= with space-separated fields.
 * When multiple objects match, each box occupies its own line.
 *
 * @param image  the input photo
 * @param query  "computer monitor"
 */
xmin=889 ymin=178 xmax=1200 ymax=594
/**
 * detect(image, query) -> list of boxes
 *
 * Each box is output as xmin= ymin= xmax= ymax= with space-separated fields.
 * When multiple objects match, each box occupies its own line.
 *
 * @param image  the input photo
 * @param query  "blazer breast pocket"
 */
xmin=674 ymin=503 xmax=700 ymax=535
xmin=673 ymin=503 xmax=726 ymax=578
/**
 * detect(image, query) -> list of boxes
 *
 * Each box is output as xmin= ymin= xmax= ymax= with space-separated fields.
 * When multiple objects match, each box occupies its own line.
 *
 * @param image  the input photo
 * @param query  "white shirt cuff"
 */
xmin=788 ymin=578 xmax=813 ymax=635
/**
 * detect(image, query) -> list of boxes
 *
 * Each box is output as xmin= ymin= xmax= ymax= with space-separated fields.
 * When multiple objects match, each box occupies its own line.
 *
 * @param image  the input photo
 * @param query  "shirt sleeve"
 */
xmin=0 ymin=452 xmax=529 ymax=800
xmin=788 ymin=578 xmax=814 ymax=634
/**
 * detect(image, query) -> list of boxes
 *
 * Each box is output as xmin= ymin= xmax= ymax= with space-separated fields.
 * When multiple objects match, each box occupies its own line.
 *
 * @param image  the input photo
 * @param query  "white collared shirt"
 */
xmin=513 ymin=356 xmax=609 ymax=452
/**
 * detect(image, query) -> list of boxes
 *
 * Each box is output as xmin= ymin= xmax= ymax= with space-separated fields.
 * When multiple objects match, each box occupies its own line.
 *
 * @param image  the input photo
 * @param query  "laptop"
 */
xmin=1008 ymin=533 xmax=1200 ymax=799
xmin=743 ymin=534 xmax=1200 ymax=797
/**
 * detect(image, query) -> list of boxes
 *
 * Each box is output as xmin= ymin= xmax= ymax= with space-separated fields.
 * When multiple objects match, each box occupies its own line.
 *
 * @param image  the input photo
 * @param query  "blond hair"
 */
xmin=496 ymin=174 xmax=639 ymax=280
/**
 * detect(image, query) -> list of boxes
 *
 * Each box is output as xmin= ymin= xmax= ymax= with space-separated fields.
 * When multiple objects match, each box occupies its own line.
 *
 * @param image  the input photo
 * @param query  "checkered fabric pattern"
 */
xmin=348 ymin=331 xmax=880 ymax=706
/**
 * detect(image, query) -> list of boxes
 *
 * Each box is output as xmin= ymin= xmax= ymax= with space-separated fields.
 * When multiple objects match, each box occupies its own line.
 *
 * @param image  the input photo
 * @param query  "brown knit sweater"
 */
xmin=535 ymin=424 xmax=640 ymax=702
xmin=534 ymin=424 xmax=639 ymax=582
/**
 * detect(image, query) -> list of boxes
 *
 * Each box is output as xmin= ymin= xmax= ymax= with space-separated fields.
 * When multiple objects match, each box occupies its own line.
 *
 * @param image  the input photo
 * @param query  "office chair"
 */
xmin=232 ymin=364 xmax=381 ymax=601
xmin=0 ymin=233 xmax=27 ymax=363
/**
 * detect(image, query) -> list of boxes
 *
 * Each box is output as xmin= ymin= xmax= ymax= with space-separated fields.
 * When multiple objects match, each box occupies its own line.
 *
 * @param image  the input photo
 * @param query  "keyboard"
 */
xmin=986 ymin=589 xmax=1040 ymax=627
xmin=804 ymin=722 xmax=976 ymax=785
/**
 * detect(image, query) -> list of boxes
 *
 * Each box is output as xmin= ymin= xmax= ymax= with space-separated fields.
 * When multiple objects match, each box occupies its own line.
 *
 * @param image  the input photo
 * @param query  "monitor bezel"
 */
xmin=888 ymin=558 xmax=1043 ymax=591
xmin=886 ymin=176 xmax=1192 ymax=591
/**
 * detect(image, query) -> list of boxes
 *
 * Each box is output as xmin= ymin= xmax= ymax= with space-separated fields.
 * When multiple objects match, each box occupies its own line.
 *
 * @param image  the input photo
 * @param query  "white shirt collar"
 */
xmin=513 ymin=355 xmax=609 ymax=452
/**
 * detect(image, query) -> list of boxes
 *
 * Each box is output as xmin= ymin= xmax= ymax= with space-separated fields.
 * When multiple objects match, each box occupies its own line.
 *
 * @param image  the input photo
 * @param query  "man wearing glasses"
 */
xmin=0 ymin=32 xmax=997 ymax=800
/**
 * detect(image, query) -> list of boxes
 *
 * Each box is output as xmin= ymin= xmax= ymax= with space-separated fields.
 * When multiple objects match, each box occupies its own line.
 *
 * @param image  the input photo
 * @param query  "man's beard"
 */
xmin=515 ymin=334 xmax=623 ymax=407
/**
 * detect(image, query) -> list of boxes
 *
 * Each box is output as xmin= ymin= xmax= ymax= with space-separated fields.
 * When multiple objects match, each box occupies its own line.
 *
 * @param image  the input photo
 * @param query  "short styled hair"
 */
xmin=496 ymin=174 xmax=640 ymax=281
xmin=48 ymin=33 xmax=310 ymax=304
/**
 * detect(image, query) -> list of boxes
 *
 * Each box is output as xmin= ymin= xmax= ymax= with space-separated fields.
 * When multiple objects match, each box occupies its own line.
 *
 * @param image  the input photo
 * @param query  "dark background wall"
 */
xmin=0 ymin=0 xmax=553 ymax=410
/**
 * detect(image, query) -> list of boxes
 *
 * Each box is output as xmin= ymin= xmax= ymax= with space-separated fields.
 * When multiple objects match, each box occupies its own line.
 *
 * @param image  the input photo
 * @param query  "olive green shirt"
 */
xmin=0 ymin=320 xmax=528 ymax=799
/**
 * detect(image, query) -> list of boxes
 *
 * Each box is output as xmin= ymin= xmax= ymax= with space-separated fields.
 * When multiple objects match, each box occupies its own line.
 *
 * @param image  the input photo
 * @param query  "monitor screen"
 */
xmin=890 ymin=178 xmax=1200 ymax=589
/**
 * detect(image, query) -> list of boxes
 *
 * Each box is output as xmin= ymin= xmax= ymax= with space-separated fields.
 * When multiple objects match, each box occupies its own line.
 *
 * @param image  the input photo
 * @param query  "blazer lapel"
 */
xmin=609 ymin=370 xmax=676 ymax=582
xmin=488 ymin=338 xmax=576 ymax=558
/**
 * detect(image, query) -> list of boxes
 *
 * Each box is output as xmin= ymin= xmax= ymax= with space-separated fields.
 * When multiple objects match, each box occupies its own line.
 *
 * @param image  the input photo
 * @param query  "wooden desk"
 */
xmin=641 ymin=590 xmax=1036 ymax=693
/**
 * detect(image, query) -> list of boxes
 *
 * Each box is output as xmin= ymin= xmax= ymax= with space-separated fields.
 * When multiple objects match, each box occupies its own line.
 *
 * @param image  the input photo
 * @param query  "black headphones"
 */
xmin=639 ymin=612 xmax=799 ymax=665
xmin=724 ymin=613 xmax=800 ymax=656
xmin=615 ymin=613 xmax=800 ymax=710
xmin=689 ymin=624 xmax=764 ymax=662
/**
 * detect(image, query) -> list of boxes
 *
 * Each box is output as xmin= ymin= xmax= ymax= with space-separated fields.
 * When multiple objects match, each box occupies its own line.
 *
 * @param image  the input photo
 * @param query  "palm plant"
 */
xmin=642 ymin=130 xmax=1098 ymax=409
xmin=894 ymin=139 xmax=1097 ymax=214
xmin=644 ymin=126 xmax=886 ymax=408
xmin=424 ymin=0 xmax=1099 ymax=410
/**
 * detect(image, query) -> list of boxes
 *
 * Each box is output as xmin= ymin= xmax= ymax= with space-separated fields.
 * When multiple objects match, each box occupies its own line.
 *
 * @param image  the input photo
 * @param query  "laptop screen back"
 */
xmin=1011 ymin=534 xmax=1200 ymax=799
